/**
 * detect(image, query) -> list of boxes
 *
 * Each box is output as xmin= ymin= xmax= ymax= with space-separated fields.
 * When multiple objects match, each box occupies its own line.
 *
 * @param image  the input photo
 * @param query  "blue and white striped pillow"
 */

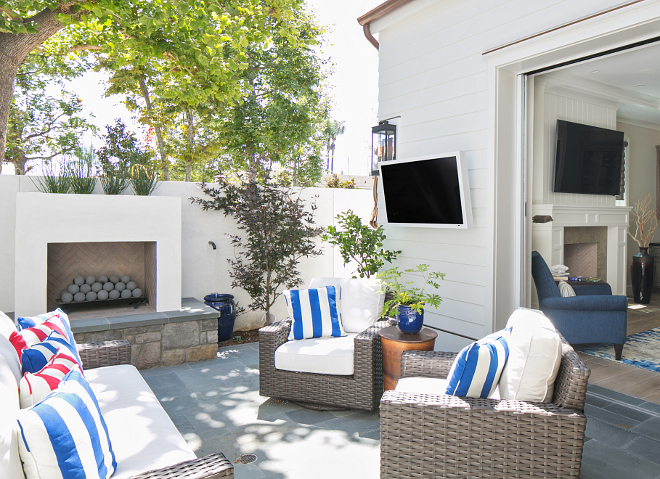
xmin=21 ymin=331 xmax=81 ymax=375
xmin=445 ymin=330 xmax=511 ymax=398
xmin=285 ymin=286 xmax=345 ymax=340
xmin=16 ymin=369 xmax=116 ymax=479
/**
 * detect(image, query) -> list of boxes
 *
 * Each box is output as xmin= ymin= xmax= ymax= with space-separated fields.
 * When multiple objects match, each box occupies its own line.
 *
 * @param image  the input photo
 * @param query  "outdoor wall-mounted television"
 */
xmin=379 ymin=152 xmax=473 ymax=229
xmin=553 ymin=120 xmax=624 ymax=196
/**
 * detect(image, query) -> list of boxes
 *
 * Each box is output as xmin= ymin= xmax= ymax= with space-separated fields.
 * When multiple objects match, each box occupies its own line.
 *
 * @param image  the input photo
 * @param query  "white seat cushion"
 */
xmin=309 ymin=278 xmax=383 ymax=333
xmin=0 ymin=334 xmax=24 ymax=479
xmin=499 ymin=308 xmax=562 ymax=402
xmin=396 ymin=377 xmax=500 ymax=399
xmin=85 ymin=365 xmax=196 ymax=479
xmin=275 ymin=334 xmax=357 ymax=375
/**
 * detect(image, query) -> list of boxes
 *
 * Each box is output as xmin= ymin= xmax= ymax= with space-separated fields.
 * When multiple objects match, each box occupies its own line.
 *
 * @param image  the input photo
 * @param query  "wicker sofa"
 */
xmin=0 ymin=313 xmax=234 ymax=479
xmin=379 ymin=337 xmax=590 ymax=478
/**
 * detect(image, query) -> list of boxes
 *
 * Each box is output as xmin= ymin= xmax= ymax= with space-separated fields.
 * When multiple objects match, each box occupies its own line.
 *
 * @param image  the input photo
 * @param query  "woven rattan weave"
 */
xmin=380 ymin=337 xmax=590 ymax=478
xmin=259 ymin=319 xmax=395 ymax=410
xmin=79 ymin=340 xmax=235 ymax=479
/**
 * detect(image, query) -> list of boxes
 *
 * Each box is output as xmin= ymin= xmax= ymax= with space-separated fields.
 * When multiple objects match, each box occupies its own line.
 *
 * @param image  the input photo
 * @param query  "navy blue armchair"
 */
xmin=531 ymin=251 xmax=627 ymax=360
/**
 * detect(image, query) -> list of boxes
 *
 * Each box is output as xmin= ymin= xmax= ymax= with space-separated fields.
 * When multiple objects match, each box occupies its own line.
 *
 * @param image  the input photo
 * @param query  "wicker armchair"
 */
xmin=380 ymin=338 xmax=590 ymax=478
xmin=78 ymin=340 xmax=234 ymax=479
xmin=259 ymin=318 xmax=395 ymax=410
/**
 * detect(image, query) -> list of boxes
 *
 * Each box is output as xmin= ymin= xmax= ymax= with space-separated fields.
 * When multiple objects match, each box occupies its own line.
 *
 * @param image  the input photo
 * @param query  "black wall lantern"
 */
xmin=371 ymin=121 xmax=396 ymax=175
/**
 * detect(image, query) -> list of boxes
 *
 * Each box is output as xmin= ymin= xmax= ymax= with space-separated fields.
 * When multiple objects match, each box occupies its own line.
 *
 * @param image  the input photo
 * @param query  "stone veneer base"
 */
xmin=72 ymin=297 xmax=219 ymax=369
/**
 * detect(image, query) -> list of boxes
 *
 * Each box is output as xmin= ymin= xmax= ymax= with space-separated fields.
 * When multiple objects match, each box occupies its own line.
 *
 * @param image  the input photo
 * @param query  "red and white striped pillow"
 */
xmin=9 ymin=314 xmax=81 ymax=366
xmin=19 ymin=351 xmax=83 ymax=408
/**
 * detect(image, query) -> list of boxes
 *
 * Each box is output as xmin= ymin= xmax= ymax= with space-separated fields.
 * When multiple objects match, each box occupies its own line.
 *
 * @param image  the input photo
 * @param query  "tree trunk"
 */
xmin=138 ymin=73 xmax=169 ymax=181
xmin=185 ymin=109 xmax=194 ymax=182
xmin=0 ymin=8 xmax=68 ymax=162
xmin=12 ymin=156 xmax=27 ymax=175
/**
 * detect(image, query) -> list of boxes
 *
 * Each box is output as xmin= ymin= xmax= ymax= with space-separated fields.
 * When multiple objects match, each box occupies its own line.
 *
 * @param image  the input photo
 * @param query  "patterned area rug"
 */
xmin=580 ymin=327 xmax=660 ymax=372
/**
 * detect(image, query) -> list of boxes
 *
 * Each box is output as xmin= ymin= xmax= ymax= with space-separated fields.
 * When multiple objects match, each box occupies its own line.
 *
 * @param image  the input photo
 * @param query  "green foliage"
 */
xmin=377 ymin=264 xmax=445 ymax=316
xmin=325 ymin=173 xmax=356 ymax=189
xmin=5 ymin=62 xmax=95 ymax=174
xmin=322 ymin=119 xmax=345 ymax=171
xmin=130 ymin=165 xmax=158 ymax=196
xmin=192 ymin=179 xmax=324 ymax=316
xmin=30 ymin=161 xmax=70 ymax=193
xmin=322 ymin=210 xmax=400 ymax=279
xmin=68 ymin=160 xmax=96 ymax=194
xmin=96 ymin=119 xmax=153 ymax=176
xmin=100 ymin=175 xmax=129 ymax=195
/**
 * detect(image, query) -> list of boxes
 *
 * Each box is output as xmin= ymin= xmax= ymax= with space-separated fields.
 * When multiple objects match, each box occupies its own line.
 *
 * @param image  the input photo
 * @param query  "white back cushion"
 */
xmin=499 ymin=308 xmax=562 ymax=402
xmin=309 ymin=278 xmax=383 ymax=333
xmin=0 ymin=334 xmax=25 ymax=479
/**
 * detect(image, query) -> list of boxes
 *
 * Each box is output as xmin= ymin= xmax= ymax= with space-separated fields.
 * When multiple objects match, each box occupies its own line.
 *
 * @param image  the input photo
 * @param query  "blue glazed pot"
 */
xmin=397 ymin=305 xmax=424 ymax=334
xmin=204 ymin=293 xmax=236 ymax=342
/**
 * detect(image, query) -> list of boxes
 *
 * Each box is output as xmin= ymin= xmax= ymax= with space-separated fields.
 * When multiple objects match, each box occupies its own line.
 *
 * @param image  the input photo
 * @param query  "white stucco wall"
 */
xmin=0 ymin=176 xmax=373 ymax=330
xmin=369 ymin=0 xmax=649 ymax=351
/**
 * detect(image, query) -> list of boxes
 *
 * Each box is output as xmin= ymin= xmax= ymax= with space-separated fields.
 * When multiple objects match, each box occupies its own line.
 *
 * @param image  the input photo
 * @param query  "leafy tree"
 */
xmin=5 ymin=86 xmax=94 ymax=174
xmin=323 ymin=119 xmax=345 ymax=172
xmin=95 ymin=119 xmax=152 ymax=176
xmin=217 ymin=8 xmax=330 ymax=182
xmin=0 ymin=0 xmax=305 ymax=162
xmin=192 ymin=179 xmax=324 ymax=317
xmin=322 ymin=210 xmax=401 ymax=278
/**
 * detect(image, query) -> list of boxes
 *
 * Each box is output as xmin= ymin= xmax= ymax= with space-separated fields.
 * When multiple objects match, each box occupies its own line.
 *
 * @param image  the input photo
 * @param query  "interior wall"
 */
xmin=532 ymin=85 xmax=618 ymax=207
xmin=617 ymin=121 xmax=660 ymax=288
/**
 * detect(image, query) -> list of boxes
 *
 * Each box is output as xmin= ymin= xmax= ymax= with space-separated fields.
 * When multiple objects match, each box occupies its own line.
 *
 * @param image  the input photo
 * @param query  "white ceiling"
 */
xmin=536 ymin=42 xmax=660 ymax=128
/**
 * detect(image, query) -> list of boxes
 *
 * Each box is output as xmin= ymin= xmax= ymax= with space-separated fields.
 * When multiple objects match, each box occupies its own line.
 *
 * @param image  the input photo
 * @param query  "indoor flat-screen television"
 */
xmin=379 ymin=152 xmax=473 ymax=228
xmin=554 ymin=120 xmax=624 ymax=196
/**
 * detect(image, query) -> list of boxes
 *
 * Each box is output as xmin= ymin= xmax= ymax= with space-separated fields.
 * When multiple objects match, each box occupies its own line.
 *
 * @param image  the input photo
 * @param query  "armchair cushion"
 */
xmin=396 ymin=377 xmax=501 ymax=399
xmin=499 ymin=308 xmax=562 ymax=402
xmin=275 ymin=333 xmax=357 ymax=375
xmin=445 ymin=330 xmax=510 ymax=398
xmin=309 ymin=277 xmax=383 ymax=333
xmin=284 ymin=286 xmax=345 ymax=340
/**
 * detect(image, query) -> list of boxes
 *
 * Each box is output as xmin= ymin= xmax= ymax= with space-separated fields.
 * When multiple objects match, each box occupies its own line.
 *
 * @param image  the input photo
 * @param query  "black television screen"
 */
xmin=379 ymin=153 xmax=473 ymax=228
xmin=554 ymin=120 xmax=624 ymax=195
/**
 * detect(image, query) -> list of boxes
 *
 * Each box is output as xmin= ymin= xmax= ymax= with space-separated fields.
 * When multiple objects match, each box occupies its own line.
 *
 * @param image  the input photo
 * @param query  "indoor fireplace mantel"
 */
xmin=532 ymin=204 xmax=632 ymax=295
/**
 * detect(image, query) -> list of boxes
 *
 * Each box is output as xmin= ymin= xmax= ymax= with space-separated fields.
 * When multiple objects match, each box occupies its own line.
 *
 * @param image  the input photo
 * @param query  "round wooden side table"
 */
xmin=379 ymin=326 xmax=438 ymax=391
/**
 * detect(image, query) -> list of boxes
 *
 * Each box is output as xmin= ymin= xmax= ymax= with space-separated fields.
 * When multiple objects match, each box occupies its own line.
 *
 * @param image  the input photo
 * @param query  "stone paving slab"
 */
xmin=140 ymin=343 xmax=660 ymax=479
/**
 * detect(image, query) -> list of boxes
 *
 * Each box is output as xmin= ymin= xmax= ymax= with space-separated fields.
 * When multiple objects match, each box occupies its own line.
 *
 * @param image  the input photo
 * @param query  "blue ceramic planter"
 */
xmin=397 ymin=305 xmax=424 ymax=334
xmin=204 ymin=293 xmax=236 ymax=342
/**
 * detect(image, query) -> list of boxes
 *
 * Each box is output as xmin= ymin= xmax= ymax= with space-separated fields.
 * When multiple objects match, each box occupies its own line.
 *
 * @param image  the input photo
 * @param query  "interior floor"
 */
xmin=577 ymin=294 xmax=660 ymax=404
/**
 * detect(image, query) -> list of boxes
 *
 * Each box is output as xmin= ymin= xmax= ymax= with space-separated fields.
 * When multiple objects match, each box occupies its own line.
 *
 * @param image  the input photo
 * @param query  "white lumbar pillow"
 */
xmin=308 ymin=278 xmax=383 ymax=333
xmin=499 ymin=308 xmax=562 ymax=403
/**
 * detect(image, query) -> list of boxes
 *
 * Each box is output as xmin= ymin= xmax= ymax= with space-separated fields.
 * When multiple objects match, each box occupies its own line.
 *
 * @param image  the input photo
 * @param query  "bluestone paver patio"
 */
xmin=139 ymin=343 xmax=660 ymax=479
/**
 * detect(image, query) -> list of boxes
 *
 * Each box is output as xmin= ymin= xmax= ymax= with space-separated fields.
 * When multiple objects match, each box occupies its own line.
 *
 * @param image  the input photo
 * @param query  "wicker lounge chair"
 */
xmin=380 ymin=337 xmax=590 ymax=478
xmin=259 ymin=318 xmax=395 ymax=410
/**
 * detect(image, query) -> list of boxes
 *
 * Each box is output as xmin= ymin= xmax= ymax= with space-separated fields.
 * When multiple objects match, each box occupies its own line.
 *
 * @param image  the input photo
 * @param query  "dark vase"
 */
xmin=203 ymin=293 xmax=236 ymax=342
xmin=631 ymin=247 xmax=654 ymax=304
xmin=397 ymin=305 xmax=424 ymax=334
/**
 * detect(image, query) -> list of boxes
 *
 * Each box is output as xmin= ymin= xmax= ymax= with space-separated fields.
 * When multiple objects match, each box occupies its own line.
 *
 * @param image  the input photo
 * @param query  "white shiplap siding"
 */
xmin=371 ymin=0 xmax=626 ymax=348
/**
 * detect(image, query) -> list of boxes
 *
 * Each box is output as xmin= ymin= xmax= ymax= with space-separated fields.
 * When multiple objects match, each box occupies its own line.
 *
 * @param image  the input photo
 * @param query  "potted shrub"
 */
xmin=322 ymin=209 xmax=401 ymax=278
xmin=377 ymin=264 xmax=444 ymax=334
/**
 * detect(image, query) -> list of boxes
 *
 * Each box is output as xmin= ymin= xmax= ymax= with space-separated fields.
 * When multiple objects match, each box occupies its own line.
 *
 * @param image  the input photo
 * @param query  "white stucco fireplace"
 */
xmin=532 ymin=204 xmax=632 ymax=295
xmin=14 ymin=193 xmax=182 ymax=317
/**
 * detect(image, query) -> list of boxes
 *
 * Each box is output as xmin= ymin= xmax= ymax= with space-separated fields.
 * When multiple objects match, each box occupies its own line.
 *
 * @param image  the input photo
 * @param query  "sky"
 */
xmin=1 ymin=0 xmax=382 ymax=177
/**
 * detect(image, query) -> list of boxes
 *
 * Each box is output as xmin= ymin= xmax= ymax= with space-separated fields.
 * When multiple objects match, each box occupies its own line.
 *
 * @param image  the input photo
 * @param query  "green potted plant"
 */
xmin=322 ymin=209 xmax=401 ymax=278
xmin=377 ymin=264 xmax=444 ymax=334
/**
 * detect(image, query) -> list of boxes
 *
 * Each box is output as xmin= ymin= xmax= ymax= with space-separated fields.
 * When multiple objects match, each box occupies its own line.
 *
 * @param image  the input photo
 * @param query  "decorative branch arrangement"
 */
xmin=629 ymin=193 xmax=658 ymax=248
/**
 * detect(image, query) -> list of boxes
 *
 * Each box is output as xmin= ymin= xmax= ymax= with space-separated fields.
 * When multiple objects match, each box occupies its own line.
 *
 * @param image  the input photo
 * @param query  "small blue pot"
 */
xmin=397 ymin=305 xmax=424 ymax=334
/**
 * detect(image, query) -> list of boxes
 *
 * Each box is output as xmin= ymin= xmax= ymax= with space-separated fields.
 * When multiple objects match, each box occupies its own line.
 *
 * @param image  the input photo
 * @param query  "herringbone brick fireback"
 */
xmin=47 ymin=242 xmax=153 ymax=310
